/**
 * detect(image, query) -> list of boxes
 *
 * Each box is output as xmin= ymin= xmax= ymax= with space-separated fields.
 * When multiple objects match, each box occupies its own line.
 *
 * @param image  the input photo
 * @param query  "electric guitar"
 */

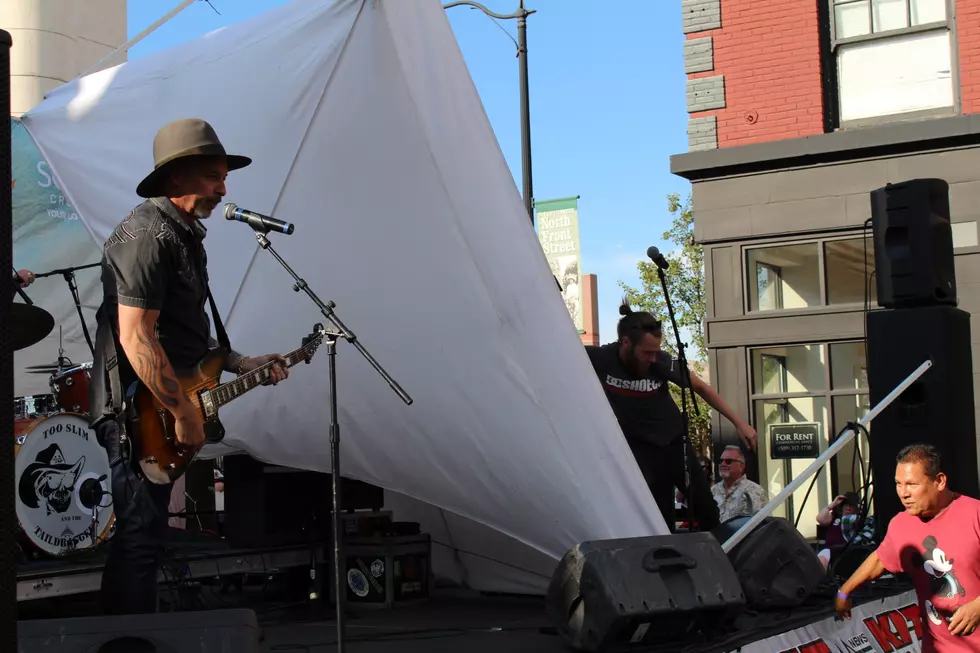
xmin=128 ymin=323 xmax=326 ymax=484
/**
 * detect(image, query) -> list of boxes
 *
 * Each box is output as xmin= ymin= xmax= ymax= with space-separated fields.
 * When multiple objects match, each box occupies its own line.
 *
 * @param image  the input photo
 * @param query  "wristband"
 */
xmin=837 ymin=589 xmax=849 ymax=601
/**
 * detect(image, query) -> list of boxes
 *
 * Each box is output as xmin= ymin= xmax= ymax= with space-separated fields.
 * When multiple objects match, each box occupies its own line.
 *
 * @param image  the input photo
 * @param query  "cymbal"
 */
xmin=12 ymin=303 xmax=55 ymax=351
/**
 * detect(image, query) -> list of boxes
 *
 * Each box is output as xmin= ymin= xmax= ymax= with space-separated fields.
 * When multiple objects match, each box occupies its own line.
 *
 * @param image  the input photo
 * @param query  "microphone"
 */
xmin=79 ymin=476 xmax=108 ymax=510
xmin=224 ymin=203 xmax=295 ymax=235
xmin=646 ymin=246 xmax=670 ymax=270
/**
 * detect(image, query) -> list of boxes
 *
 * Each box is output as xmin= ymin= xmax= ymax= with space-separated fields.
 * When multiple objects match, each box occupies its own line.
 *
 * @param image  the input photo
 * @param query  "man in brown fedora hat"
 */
xmin=91 ymin=118 xmax=289 ymax=615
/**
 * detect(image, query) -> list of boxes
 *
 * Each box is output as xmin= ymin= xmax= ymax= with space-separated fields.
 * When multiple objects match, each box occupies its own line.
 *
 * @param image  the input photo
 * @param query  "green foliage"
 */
xmin=619 ymin=193 xmax=711 ymax=455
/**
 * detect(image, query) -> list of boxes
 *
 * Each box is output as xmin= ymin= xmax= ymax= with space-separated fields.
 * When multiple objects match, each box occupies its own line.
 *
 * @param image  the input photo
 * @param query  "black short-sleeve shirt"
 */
xmin=586 ymin=343 xmax=688 ymax=447
xmin=101 ymin=198 xmax=213 ymax=381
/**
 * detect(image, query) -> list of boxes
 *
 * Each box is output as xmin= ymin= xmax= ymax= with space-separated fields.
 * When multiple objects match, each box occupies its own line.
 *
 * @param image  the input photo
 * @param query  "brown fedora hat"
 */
xmin=136 ymin=118 xmax=252 ymax=198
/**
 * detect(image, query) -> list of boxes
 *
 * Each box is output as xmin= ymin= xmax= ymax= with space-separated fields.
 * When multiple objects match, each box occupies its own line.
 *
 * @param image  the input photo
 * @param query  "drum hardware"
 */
xmin=34 ymin=262 xmax=99 ymax=356
xmin=13 ymin=395 xmax=58 ymax=420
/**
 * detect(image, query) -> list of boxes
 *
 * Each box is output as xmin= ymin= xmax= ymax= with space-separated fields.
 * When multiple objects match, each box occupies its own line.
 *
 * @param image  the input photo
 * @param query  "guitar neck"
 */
xmin=210 ymin=336 xmax=321 ymax=409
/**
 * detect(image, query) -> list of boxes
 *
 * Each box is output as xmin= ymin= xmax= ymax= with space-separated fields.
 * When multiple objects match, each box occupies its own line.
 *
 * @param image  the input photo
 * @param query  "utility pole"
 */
xmin=444 ymin=1 xmax=536 ymax=225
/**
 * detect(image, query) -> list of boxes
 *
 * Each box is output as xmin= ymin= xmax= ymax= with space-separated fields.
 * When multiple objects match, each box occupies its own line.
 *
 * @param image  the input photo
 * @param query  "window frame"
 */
xmin=742 ymin=233 xmax=874 ymax=315
xmin=827 ymin=0 xmax=960 ymax=127
xmin=747 ymin=339 xmax=871 ymax=525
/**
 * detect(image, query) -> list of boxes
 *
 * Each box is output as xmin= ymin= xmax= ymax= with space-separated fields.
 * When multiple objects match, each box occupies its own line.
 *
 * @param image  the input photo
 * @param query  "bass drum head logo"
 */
xmin=14 ymin=413 xmax=114 ymax=556
xmin=347 ymin=569 xmax=370 ymax=597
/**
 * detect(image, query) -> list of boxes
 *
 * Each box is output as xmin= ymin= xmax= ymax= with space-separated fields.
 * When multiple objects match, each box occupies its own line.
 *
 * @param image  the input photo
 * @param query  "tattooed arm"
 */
xmin=118 ymin=305 xmax=194 ymax=417
xmin=118 ymin=305 xmax=205 ymax=449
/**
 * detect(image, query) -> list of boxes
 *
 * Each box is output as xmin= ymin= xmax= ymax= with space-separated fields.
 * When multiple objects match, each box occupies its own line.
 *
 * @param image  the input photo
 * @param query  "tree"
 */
xmin=618 ymin=193 xmax=712 ymax=456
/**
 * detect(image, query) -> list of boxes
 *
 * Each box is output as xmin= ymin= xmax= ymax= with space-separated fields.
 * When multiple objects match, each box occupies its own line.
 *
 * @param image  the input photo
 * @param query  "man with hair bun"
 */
xmin=585 ymin=299 xmax=758 ymax=530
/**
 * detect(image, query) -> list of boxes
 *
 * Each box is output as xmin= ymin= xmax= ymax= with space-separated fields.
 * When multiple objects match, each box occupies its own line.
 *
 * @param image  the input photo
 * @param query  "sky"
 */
xmin=127 ymin=0 xmax=692 ymax=343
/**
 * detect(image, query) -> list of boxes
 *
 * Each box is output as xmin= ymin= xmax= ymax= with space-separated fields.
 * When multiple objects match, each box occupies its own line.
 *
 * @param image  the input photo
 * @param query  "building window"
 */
xmin=748 ymin=341 xmax=869 ymax=538
xmin=825 ymin=238 xmax=877 ymax=306
xmin=745 ymin=236 xmax=876 ymax=313
xmin=746 ymin=244 xmax=821 ymax=312
xmin=830 ymin=0 xmax=954 ymax=124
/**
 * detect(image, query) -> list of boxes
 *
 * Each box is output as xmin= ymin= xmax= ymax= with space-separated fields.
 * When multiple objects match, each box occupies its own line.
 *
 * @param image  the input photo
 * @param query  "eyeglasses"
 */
xmin=720 ymin=458 xmax=742 ymax=465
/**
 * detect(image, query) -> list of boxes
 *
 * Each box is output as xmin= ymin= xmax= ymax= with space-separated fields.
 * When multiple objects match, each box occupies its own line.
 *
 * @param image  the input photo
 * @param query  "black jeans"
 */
xmin=630 ymin=437 xmax=719 ymax=532
xmin=96 ymin=418 xmax=173 ymax=615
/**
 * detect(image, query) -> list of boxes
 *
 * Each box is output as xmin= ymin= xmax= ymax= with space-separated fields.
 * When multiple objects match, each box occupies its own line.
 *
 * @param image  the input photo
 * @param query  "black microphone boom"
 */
xmin=646 ymin=245 xmax=670 ymax=270
xmin=224 ymin=203 xmax=295 ymax=235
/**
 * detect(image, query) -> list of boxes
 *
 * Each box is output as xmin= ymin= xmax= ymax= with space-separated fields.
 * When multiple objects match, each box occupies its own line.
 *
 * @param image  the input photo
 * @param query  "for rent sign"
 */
xmin=770 ymin=423 xmax=820 ymax=460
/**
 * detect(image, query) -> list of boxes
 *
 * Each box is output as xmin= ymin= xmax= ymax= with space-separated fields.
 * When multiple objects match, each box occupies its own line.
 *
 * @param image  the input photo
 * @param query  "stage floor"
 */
xmin=17 ymin=578 xmax=914 ymax=653
xmin=258 ymin=591 xmax=563 ymax=652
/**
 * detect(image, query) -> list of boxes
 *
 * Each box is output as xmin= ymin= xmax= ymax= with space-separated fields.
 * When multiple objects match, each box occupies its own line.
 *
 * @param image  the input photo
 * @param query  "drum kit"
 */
xmin=12 ymin=264 xmax=115 ymax=561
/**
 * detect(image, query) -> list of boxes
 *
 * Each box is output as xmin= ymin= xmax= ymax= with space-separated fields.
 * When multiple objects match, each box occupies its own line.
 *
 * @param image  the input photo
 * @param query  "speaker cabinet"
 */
xmin=871 ymin=178 xmax=956 ymax=309
xmin=17 ymin=609 xmax=261 ymax=652
xmin=546 ymin=532 xmax=745 ymax=651
xmin=223 ymin=455 xmax=385 ymax=548
xmin=867 ymin=305 xmax=979 ymax=540
xmin=712 ymin=516 xmax=825 ymax=610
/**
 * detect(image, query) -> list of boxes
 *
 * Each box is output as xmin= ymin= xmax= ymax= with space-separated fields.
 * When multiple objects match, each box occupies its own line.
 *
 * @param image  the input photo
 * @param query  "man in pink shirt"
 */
xmin=835 ymin=444 xmax=980 ymax=651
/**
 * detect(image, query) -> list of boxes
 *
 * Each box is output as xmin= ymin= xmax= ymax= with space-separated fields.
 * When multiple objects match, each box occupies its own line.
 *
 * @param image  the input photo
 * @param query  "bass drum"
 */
xmin=14 ymin=413 xmax=115 ymax=558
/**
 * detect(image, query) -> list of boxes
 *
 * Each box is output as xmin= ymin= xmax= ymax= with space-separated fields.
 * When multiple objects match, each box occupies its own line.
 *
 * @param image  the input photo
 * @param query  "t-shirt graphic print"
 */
xmin=585 ymin=343 xmax=688 ymax=447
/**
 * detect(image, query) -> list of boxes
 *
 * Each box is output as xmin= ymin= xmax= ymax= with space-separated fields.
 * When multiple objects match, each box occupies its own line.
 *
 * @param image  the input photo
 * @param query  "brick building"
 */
xmin=671 ymin=0 xmax=980 ymax=537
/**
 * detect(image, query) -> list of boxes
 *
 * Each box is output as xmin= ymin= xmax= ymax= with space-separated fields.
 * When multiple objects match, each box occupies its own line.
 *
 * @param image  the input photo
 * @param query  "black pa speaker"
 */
xmin=712 ymin=516 xmax=825 ymax=609
xmin=17 ymin=609 xmax=261 ymax=652
xmin=870 ymin=178 xmax=956 ymax=309
xmin=1 ymin=29 xmax=16 ymax=653
xmin=546 ymin=532 xmax=745 ymax=651
xmin=867 ymin=305 xmax=978 ymax=541
xmin=223 ymin=454 xmax=384 ymax=548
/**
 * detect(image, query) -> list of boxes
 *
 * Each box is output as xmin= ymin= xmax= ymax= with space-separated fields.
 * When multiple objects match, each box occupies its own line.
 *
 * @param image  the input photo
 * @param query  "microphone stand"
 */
xmin=35 ymin=262 xmax=100 ymax=355
xmin=656 ymin=263 xmax=703 ymax=533
xmin=249 ymin=224 xmax=413 ymax=653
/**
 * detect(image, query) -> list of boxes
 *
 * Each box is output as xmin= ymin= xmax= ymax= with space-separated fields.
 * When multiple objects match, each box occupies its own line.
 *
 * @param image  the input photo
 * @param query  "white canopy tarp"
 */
xmin=19 ymin=0 xmax=667 ymax=593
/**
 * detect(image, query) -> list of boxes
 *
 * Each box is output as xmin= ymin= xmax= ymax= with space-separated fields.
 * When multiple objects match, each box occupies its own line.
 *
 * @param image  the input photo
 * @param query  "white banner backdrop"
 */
xmin=733 ymin=590 xmax=922 ymax=653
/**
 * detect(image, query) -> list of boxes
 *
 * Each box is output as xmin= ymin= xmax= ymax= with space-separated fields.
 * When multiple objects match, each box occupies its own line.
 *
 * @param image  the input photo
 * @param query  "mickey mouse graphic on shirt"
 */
xmin=922 ymin=535 xmax=967 ymax=600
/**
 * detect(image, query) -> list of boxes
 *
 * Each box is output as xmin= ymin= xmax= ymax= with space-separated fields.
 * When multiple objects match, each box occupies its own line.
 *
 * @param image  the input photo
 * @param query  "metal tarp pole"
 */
xmin=722 ymin=358 xmax=933 ymax=554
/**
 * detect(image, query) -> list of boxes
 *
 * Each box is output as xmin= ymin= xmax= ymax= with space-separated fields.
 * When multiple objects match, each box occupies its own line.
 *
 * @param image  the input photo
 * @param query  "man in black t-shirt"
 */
xmin=586 ymin=301 xmax=758 ymax=530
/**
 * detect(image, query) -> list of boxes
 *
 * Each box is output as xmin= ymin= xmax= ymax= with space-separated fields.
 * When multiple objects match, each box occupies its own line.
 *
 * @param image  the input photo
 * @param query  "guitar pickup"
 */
xmin=199 ymin=390 xmax=217 ymax=420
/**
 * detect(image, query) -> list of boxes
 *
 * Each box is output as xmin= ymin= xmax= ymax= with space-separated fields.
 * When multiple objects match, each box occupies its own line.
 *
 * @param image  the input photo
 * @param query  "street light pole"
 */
xmin=444 ymin=1 xmax=536 ymax=226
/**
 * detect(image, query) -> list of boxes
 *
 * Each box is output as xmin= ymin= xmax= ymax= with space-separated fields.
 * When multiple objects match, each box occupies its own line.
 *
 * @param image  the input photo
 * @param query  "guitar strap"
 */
xmin=207 ymin=288 xmax=230 ymax=351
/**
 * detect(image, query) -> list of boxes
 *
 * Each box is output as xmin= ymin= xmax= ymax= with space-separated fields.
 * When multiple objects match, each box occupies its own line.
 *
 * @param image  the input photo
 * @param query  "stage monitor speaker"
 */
xmin=17 ymin=609 xmax=261 ymax=652
xmin=867 ymin=305 xmax=978 ymax=541
xmin=712 ymin=516 xmax=825 ymax=610
xmin=546 ymin=532 xmax=745 ymax=652
xmin=870 ymin=178 xmax=956 ymax=309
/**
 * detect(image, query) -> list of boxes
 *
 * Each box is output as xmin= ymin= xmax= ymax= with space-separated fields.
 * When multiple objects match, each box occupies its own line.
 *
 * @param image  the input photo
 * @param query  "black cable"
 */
xmin=429 ymin=540 xmax=551 ymax=579
xmin=834 ymin=422 xmax=874 ymax=565
xmin=792 ymin=420 xmax=871 ymax=530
